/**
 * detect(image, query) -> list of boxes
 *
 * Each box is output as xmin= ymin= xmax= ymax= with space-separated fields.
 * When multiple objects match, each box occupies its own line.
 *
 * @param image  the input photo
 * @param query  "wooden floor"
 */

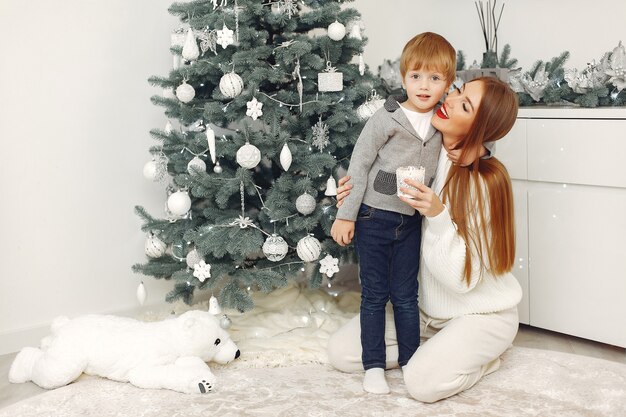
xmin=1 ymin=324 xmax=624 ymax=410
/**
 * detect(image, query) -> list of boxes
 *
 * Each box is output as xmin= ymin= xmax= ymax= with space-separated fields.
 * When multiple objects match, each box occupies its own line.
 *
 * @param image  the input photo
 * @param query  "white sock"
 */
xmin=363 ymin=368 xmax=390 ymax=394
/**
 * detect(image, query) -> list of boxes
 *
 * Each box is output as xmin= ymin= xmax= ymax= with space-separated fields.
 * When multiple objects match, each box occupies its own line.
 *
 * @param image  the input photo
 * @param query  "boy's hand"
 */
xmin=331 ymin=219 xmax=355 ymax=246
xmin=447 ymin=146 xmax=489 ymax=166
xmin=335 ymin=175 xmax=352 ymax=208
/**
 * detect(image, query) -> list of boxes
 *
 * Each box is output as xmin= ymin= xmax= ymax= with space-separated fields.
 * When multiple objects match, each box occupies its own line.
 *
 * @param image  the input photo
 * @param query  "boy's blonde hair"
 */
xmin=400 ymin=32 xmax=456 ymax=84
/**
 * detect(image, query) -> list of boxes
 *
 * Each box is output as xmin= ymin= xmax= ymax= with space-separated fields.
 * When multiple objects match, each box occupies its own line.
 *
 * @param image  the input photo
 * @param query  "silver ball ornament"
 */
xmin=219 ymin=71 xmax=244 ymax=98
xmin=262 ymin=234 xmax=289 ymax=262
xmin=186 ymin=248 xmax=203 ymax=268
xmin=219 ymin=314 xmax=232 ymax=329
xmin=296 ymin=193 xmax=316 ymax=215
xmin=296 ymin=235 xmax=322 ymax=262
xmin=187 ymin=156 xmax=206 ymax=174
xmin=145 ymin=234 xmax=167 ymax=258
xmin=213 ymin=162 xmax=223 ymax=173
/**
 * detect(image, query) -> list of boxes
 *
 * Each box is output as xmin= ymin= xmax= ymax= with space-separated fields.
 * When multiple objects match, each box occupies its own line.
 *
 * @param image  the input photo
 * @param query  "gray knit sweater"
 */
xmin=336 ymin=96 xmax=442 ymax=221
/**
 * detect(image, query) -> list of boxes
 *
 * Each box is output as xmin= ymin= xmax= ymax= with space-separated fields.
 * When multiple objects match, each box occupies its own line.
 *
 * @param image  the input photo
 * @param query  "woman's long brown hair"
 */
xmin=441 ymin=77 xmax=519 ymax=285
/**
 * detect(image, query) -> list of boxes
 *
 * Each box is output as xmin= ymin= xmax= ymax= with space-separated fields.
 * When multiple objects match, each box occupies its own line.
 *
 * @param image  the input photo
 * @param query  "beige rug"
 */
xmin=3 ymin=284 xmax=625 ymax=416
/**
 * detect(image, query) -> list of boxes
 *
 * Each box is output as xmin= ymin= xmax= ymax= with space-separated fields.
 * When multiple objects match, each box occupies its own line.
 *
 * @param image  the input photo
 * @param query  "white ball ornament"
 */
xmin=297 ymin=235 xmax=322 ymax=262
xmin=167 ymin=191 xmax=192 ymax=216
xmin=327 ymin=20 xmax=346 ymax=41
xmin=280 ymin=143 xmax=292 ymax=171
xmin=263 ymin=234 xmax=289 ymax=262
xmin=145 ymin=233 xmax=167 ymax=258
xmin=219 ymin=71 xmax=244 ymax=98
xmin=143 ymin=160 xmax=159 ymax=181
xmin=187 ymin=156 xmax=206 ymax=174
xmin=357 ymin=96 xmax=386 ymax=120
xmin=236 ymin=143 xmax=261 ymax=169
xmin=296 ymin=193 xmax=316 ymax=215
xmin=176 ymin=81 xmax=195 ymax=103
xmin=213 ymin=162 xmax=223 ymax=173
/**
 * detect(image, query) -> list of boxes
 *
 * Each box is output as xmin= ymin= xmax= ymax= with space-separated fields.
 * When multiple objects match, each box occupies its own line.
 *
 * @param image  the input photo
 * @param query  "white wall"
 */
xmin=0 ymin=0 xmax=177 ymax=354
xmin=353 ymin=0 xmax=626 ymax=73
xmin=1 ymin=0 xmax=624 ymax=355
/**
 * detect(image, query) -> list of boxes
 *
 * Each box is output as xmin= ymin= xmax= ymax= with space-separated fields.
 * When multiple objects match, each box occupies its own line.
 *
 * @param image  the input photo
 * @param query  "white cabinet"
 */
xmin=497 ymin=107 xmax=626 ymax=348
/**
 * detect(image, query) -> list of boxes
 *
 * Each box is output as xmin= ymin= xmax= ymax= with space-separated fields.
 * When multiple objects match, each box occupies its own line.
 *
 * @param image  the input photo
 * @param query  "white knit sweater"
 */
xmin=418 ymin=149 xmax=522 ymax=319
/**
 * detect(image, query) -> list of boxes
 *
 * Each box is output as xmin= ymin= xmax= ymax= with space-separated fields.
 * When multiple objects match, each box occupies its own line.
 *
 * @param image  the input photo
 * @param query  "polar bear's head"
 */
xmin=178 ymin=310 xmax=240 ymax=364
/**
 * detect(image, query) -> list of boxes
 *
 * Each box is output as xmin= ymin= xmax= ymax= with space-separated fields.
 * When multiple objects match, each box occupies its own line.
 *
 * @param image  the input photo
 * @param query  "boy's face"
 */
xmin=401 ymin=67 xmax=448 ymax=113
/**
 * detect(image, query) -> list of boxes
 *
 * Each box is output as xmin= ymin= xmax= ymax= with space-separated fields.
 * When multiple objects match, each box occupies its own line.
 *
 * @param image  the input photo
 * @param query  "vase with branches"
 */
xmin=475 ymin=0 xmax=505 ymax=68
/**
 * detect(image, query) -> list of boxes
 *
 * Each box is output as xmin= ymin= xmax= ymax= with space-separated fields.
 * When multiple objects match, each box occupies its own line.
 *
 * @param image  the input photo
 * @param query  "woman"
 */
xmin=327 ymin=77 xmax=522 ymax=403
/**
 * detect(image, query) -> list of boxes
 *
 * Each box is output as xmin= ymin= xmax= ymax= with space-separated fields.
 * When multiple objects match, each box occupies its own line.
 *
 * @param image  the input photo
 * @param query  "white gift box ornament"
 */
xmin=318 ymin=61 xmax=343 ymax=92
xmin=296 ymin=235 xmax=322 ymax=262
xmin=206 ymin=126 xmax=216 ymax=163
xmin=327 ymin=20 xmax=346 ymax=41
xmin=167 ymin=191 xmax=192 ymax=216
xmin=325 ymin=176 xmax=338 ymax=196
xmin=182 ymin=28 xmax=200 ymax=61
xmin=219 ymin=71 xmax=244 ymax=98
xmin=176 ymin=81 xmax=195 ymax=103
xmin=280 ymin=143 xmax=292 ymax=171
xmin=170 ymin=27 xmax=186 ymax=48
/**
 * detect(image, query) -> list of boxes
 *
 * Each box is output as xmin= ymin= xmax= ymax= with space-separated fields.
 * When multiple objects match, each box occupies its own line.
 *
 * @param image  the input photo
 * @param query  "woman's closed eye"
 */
xmin=454 ymin=87 xmax=469 ymax=112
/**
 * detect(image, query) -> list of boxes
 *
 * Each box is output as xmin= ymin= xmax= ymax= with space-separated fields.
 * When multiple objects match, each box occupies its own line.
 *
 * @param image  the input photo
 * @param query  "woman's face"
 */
xmin=431 ymin=80 xmax=484 ymax=150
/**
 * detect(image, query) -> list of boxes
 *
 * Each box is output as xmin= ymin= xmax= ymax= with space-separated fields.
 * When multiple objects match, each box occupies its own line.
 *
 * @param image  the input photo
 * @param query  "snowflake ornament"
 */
xmin=319 ymin=255 xmax=340 ymax=278
xmin=193 ymin=260 xmax=212 ymax=282
xmin=311 ymin=117 xmax=330 ymax=152
xmin=246 ymin=97 xmax=263 ymax=120
xmin=212 ymin=0 xmax=228 ymax=9
xmin=282 ymin=0 xmax=299 ymax=18
xmin=216 ymin=24 xmax=234 ymax=49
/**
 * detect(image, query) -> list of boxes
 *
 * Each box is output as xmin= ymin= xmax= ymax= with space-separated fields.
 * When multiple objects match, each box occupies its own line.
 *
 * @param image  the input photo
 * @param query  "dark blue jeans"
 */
xmin=355 ymin=204 xmax=421 ymax=369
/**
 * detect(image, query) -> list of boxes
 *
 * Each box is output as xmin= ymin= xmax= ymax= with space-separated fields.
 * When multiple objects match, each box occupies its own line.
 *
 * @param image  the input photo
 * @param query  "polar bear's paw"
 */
xmin=9 ymin=347 xmax=43 ymax=384
xmin=197 ymin=379 xmax=214 ymax=393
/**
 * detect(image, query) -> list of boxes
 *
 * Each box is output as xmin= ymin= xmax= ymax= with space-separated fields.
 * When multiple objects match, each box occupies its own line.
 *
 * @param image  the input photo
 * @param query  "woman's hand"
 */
xmin=399 ymin=179 xmax=444 ymax=217
xmin=335 ymin=175 xmax=353 ymax=208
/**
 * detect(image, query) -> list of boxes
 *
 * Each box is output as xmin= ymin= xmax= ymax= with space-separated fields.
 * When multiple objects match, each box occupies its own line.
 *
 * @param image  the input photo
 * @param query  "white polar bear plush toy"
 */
xmin=9 ymin=310 xmax=240 ymax=394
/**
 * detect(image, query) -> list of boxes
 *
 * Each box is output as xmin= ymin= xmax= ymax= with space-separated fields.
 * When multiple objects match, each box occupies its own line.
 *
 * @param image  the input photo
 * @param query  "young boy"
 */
xmin=330 ymin=32 xmax=456 ymax=394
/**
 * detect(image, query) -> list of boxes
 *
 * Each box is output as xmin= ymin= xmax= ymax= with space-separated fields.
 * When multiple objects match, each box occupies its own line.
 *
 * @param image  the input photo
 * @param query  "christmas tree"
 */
xmin=134 ymin=0 xmax=381 ymax=311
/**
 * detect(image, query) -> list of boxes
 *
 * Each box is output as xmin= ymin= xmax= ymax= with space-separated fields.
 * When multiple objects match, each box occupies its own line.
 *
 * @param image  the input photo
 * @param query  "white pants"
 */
xmin=327 ymin=306 xmax=519 ymax=403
